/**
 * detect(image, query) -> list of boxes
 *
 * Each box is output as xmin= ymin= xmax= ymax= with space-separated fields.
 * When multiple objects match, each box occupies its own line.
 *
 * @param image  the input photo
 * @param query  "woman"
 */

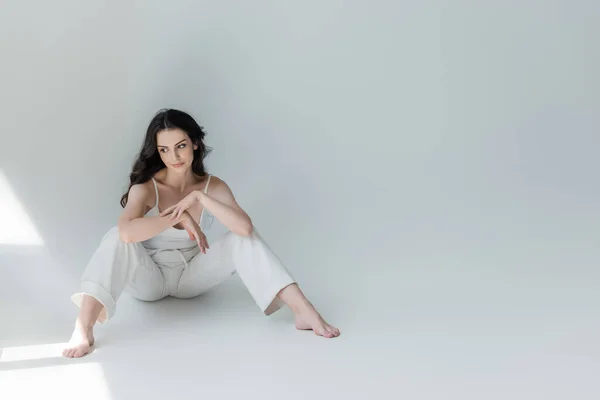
xmin=63 ymin=109 xmax=339 ymax=358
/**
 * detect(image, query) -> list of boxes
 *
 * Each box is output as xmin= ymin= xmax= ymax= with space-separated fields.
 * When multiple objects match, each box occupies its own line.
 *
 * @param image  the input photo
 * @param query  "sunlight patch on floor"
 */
xmin=0 ymin=342 xmax=87 ymax=362
xmin=0 ymin=169 xmax=43 ymax=246
xmin=0 ymin=362 xmax=111 ymax=400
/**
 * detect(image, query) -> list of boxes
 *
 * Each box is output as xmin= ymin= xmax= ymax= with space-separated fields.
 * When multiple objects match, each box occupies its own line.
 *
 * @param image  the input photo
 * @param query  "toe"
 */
xmin=326 ymin=326 xmax=339 ymax=337
xmin=321 ymin=329 xmax=334 ymax=338
xmin=74 ymin=346 xmax=88 ymax=358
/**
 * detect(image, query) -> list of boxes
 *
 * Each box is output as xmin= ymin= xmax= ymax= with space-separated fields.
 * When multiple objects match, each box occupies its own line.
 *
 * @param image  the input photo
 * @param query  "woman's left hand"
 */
xmin=160 ymin=190 xmax=201 ymax=221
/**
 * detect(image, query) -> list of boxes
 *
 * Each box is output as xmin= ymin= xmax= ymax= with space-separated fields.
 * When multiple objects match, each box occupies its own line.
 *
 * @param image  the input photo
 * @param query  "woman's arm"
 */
xmin=198 ymin=177 xmax=253 ymax=236
xmin=117 ymin=183 xmax=184 ymax=243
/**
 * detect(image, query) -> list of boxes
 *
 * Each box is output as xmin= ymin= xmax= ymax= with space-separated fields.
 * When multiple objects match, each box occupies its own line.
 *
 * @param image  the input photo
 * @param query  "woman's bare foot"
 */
xmin=294 ymin=304 xmax=340 ymax=338
xmin=62 ymin=295 xmax=103 ymax=358
xmin=277 ymin=283 xmax=340 ymax=338
xmin=63 ymin=319 xmax=95 ymax=358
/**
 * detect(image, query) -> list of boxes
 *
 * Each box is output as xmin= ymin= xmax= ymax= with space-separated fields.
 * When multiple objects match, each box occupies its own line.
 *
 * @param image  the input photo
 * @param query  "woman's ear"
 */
xmin=193 ymin=141 xmax=199 ymax=150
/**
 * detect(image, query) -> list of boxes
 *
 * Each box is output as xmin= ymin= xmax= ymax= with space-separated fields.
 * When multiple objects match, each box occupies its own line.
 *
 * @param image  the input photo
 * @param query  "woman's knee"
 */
xmin=126 ymin=288 xmax=165 ymax=302
xmin=100 ymin=226 xmax=122 ymax=244
xmin=102 ymin=226 xmax=142 ymax=248
xmin=231 ymin=229 xmax=262 ymax=243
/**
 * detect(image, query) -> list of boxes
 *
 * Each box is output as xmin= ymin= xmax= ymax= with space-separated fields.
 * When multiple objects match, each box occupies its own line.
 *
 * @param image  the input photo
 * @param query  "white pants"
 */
xmin=71 ymin=227 xmax=295 ymax=323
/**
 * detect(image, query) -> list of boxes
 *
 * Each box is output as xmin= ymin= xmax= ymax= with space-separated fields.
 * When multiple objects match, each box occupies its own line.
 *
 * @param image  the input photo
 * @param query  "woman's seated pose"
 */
xmin=62 ymin=109 xmax=339 ymax=358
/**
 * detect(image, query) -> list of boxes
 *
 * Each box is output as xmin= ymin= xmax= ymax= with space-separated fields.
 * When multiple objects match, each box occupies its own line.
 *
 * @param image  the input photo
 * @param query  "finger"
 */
xmin=190 ymin=231 xmax=201 ymax=250
xmin=200 ymin=235 xmax=207 ymax=253
xmin=188 ymin=230 xmax=197 ymax=246
xmin=160 ymin=206 xmax=175 ymax=217
xmin=171 ymin=208 xmax=181 ymax=220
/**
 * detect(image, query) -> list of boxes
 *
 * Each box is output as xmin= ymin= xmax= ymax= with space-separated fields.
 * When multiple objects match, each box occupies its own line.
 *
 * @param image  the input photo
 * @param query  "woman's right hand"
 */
xmin=178 ymin=211 xmax=209 ymax=254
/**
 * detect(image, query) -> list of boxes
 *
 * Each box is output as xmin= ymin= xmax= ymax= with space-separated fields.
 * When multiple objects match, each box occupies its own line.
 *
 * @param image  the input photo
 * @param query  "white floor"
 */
xmin=1 ymin=245 xmax=599 ymax=400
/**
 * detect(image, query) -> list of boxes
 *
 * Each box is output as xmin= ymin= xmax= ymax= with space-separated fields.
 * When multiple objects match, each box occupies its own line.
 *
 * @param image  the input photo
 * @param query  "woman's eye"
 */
xmin=160 ymin=148 xmax=167 ymax=153
xmin=178 ymin=144 xmax=186 ymax=149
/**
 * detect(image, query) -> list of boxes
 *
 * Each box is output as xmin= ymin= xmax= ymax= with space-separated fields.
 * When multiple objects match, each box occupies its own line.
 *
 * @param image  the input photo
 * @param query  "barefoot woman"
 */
xmin=63 ymin=109 xmax=339 ymax=358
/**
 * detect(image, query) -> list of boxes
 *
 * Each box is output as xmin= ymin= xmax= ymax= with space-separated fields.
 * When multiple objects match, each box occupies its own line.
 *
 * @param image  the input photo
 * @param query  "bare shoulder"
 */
xmin=207 ymin=174 xmax=225 ymax=190
xmin=204 ymin=175 xmax=249 ymax=216
xmin=206 ymin=175 xmax=239 ymax=201
xmin=206 ymin=175 xmax=234 ymax=193
xmin=129 ymin=181 xmax=151 ymax=196
xmin=127 ymin=180 xmax=154 ymax=207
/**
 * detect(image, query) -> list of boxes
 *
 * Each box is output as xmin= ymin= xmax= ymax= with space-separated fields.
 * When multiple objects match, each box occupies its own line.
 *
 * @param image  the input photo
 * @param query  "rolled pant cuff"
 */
xmin=260 ymin=278 xmax=296 ymax=316
xmin=71 ymin=280 xmax=116 ymax=323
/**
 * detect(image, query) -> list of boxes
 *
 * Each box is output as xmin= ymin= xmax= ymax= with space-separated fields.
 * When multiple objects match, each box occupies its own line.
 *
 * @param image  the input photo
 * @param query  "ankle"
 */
xmin=289 ymin=299 xmax=315 ymax=315
xmin=278 ymin=284 xmax=311 ymax=311
xmin=76 ymin=318 xmax=95 ymax=331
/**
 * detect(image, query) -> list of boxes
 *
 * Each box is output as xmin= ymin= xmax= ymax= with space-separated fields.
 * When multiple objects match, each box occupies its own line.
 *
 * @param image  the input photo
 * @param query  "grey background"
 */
xmin=1 ymin=1 xmax=598 ymax=399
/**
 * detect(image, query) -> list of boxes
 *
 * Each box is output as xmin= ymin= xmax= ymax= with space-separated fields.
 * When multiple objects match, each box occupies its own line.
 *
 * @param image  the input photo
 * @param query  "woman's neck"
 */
xmin=162 ymin=168 xmax=197 ymax=193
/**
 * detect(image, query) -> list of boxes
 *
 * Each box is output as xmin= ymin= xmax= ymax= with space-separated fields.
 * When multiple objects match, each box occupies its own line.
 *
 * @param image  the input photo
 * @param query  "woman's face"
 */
xmin=156 ymin=129 xmax=197 ymax=171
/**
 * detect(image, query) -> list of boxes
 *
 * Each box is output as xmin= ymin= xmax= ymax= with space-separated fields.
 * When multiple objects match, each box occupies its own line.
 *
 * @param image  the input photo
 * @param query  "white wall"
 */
xmin=1 ymin=1 xmax=598 ymax=319
xmin=156 ymin=1 xmax=600 ymax=318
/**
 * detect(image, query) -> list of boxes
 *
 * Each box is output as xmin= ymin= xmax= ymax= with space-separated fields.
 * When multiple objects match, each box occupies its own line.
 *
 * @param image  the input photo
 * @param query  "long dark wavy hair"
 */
xmin=120 ymin=108 xmax=212 ymax=207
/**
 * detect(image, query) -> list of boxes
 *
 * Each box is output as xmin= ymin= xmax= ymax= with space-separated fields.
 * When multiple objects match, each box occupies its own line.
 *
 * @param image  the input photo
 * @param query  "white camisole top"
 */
xmin=142 ymin=175 xmax=213 ymax=251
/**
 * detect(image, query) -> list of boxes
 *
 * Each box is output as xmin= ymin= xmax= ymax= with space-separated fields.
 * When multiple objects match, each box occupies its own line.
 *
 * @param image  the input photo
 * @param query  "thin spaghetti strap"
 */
xmin=199 ymin=174 xmax=211 ymax=227
xmin=150 ymin=177 xmax=159 ymax=208
xmin=203 ymin=174 xmax=211 ymax=194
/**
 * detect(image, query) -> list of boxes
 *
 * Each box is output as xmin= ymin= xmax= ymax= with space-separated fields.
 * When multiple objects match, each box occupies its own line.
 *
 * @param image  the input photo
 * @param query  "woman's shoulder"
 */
xmin=205 ymin=174 xmax=226 ymax=191
xmin=206 ymin=174 xmax=223 ymax=184
xmin=121 ymin=182 xmax=152 ymax=213
xmin=128 ymin=180 xmax=154 ymax=198
xmin=204 ymin=175 xmax=242 ymax=201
